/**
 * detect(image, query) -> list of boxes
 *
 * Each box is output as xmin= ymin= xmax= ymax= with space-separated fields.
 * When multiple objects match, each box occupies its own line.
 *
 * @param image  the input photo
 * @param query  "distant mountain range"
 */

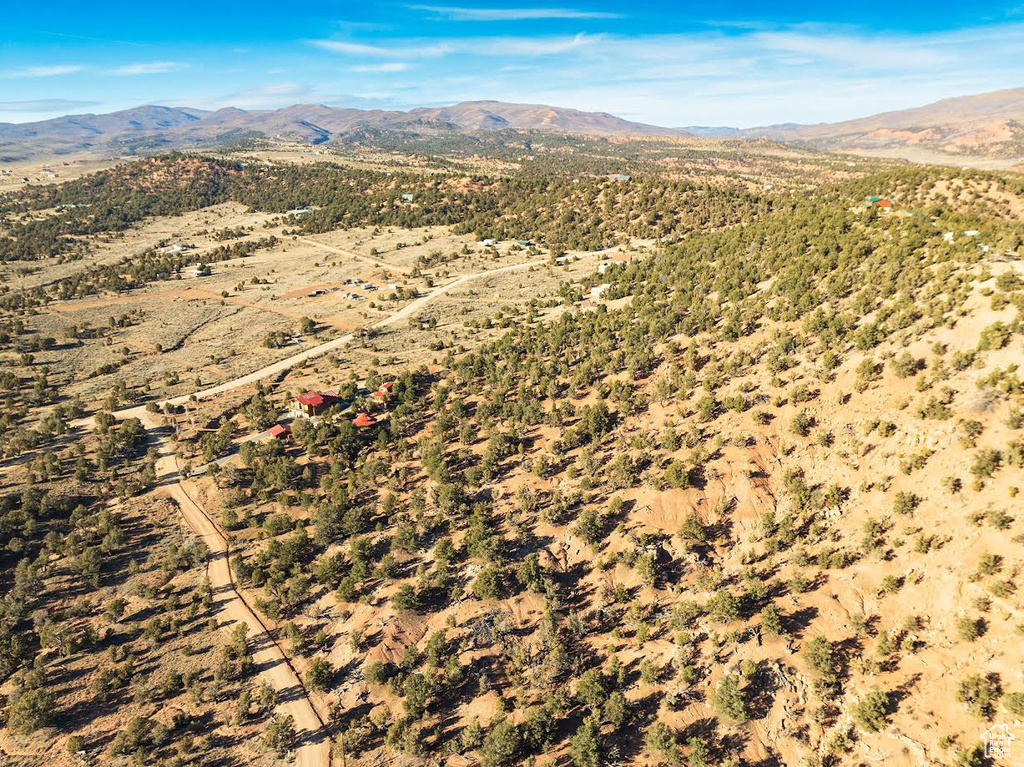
xmin=3 ymin=89 xmax=1024 ymax=165
xmin=686 ymin=88 xmax=1024 ymax=164
xmin=0 ymin=100 xmax=682 ymax=161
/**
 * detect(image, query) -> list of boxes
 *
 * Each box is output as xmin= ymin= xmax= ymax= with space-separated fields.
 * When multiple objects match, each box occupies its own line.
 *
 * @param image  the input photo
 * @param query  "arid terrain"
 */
xmin=0 ymin=130 xmax=1022 ymax=767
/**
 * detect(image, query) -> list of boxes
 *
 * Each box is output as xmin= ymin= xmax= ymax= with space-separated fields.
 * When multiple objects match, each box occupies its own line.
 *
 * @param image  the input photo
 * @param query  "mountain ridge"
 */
xmin=0 ymin=100 xmax=686 ymax=161
xmin=5 ymin=88 xmax=1024 ymax=165
xmin=735 ymin=88 xmax=1024 ymax=162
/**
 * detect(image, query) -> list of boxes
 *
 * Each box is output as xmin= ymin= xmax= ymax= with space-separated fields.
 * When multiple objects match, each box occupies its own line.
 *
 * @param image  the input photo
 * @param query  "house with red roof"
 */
xmin=289 ymin=390 xmax=343 ymax=418
xmin=371 ymin=380 xmax=397 ymax=403
xmin=268 ymin=424 xmax=291 ymax=440
xmin=352 ymin=412 xmax=378 ymax=428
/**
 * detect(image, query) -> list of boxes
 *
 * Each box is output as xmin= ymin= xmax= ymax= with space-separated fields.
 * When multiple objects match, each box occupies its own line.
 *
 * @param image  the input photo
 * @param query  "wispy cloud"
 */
xmin=311 ymin=39 xmax=451 ymax=58
xmin=312 ymin=32 xmax=595 ymax=59
xmin=351 ymin=62 xmax=411 ymax=73
xmin=1 ymin=65 xmax=83 ymax=78
xmin=753 ymin=29 xmax=950 ymax=69
xmin=464 ymin=32 xmax=595 ymax=55
xmin=0 ymin=98 xmax=100 ymax=112
xmin=408 ymin=5 xmax=620 ymax=21
xmin=108 ymin=61 xmax=184 ymax=75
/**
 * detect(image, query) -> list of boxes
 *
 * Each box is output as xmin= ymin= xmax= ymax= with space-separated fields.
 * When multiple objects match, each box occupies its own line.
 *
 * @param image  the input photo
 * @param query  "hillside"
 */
xmin=0 ymin=144 xmax=1022 ymax=765
xmin=739 ymin=88 xmax=1024 ymax=165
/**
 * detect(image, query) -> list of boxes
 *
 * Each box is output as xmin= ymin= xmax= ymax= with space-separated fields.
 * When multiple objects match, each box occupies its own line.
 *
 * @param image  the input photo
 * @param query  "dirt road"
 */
xmin=91 ymin=250 xmax=600 ymax=764
xmin=168 ymin=485 xmax=330 ymax=765
xmin=112 ymin=252 xmax=566 ymax=418
xmin=142 ymin=417 xmax=331 ymax=766
xmin=298 ymin=237 xmax=415 ymax=276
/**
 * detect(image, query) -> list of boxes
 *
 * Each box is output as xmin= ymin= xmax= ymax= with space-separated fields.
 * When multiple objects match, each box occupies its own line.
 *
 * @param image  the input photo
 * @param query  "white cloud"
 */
xmin=109 ymin=61 xmax=184 ymax=75
xmin=312 ymin=32 xmax=595 ymax=59
xmin=408 ymin=5 xmax=620 ymax=21
xmin=316 ymin=22 xmax=1024 ymax=127
xmin=462 ymin=32 xmax=596 ymax=55
xmin=1 ymin=65 xmax=83 ymax=78
xmin=311 ymin=40 xmax=450 ymax=58
xmin=752 ymin=29 xmax=950 ymax=69
xmin=351 ymin=62 xmax=411 ymax=73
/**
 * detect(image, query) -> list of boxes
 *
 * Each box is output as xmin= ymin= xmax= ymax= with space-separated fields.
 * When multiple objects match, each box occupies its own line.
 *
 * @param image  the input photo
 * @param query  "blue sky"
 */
xmin=2 ymin=1 xmax=1024 ymax=127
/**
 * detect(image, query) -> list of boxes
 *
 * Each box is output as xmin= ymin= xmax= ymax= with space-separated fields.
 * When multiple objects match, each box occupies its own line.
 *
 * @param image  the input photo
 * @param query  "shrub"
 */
xmin=956 ymin=673 xmax=1001 ymax=719
xmin=971 ymin=448 xmax=1002 ymax=479
xmin=890 ymin=352 xmax=921 ymax=378
xmin=761 ymin=604 xmax=784 ymax=635
xmin=790 ymin=410 xmax=814 ymax=437
xmin=1004 ymin=692 xmax=1024 ymax=715
xmin=893 ymin=491 xmax=919 ymax=515
xmin=711 ymin=673 xmax=749 ymax=722
xmin=977 ymin=321 xmax=1012 ymax=351
xmin=645 ymin=721 xmax=681 ymax=765
xmin=480 ymin=717 xmax=521 ymax=767
xmin=306 ymin=657 xmax=334 ymax=692
xmin=851 ymin=689 xmax=891 ymax=732
xmin=954 ymin=745 xmax=987 ymax=767
xmin=957 ymin=617 xmax=987 ymax=642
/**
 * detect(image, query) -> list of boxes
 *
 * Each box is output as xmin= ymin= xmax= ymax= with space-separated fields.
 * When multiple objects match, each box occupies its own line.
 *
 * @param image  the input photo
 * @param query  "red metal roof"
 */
xmin=379 ymin=381 xmax=395 ymax=391
xmin=268 ymin=424 xmax=290 ymax=437
xmin=296 ymin=391 xmax=325 ymax=407
xmin=352 ymin=412 xmax=377 ymax=427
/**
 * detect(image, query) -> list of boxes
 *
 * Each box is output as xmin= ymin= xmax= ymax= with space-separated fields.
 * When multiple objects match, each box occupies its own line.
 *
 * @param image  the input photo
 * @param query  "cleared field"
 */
xmin=20 ymin=204 xmax=630 ymax=406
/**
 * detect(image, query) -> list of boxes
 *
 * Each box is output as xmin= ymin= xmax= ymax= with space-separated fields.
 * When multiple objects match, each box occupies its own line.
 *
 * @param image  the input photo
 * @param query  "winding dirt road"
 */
xmin=100 ymin=253 xmax=578 ymax=764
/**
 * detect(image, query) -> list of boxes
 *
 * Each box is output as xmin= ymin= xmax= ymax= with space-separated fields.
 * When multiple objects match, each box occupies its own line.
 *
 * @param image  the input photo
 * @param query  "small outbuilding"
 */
xmin=268 ymin=424 xmax=291 ymax=440
xmin=352 ymin=412 xmax=378 ymax=428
